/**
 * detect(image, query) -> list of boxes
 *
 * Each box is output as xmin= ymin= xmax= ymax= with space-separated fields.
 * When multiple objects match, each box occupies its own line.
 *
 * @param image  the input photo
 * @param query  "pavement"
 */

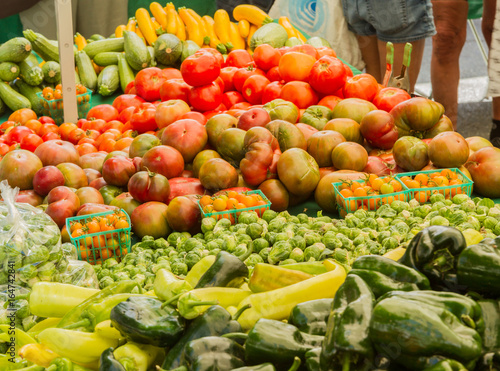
xmin=414 ymin=18 xmax=493 ymax=139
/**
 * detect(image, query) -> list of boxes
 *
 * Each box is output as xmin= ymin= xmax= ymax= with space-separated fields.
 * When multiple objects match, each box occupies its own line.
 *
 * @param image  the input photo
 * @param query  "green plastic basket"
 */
xmin=197 ymin=189 xmax=272 ymax=224
xmin=332 ymin=176 xmax=409 ymax=215
xmin=36 ymin=90 xmax=92 ymax=125
xmin=66 ymin=209 xmax=131 ymax=265
xmin=395 ymin=168 xmax=474 ymax=203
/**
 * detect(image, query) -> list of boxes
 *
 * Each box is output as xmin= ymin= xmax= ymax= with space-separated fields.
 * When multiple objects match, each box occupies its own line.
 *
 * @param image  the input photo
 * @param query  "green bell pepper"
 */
xmin=457 ymin=237 xmax=500 ymax=296
xmin=45 ymin=358 xmax=74 ymax=371
xmin=288 ymin=299 xmax=332 ymax=336
xmin=110 ymin=296 xmax=185 ymax=347
xmin=369 ymin=297 xmax=482 ymax=370
xmin=161 ymin=305 xmax=246 ymax=370
xmin=183 ymin=336 xmax=246 ymax=370
xmin=320 ymin=274 xmax=375 ymax=371
xmin=99 ymin=348 xmax=125 ymax=371
xmin=195 ymin=251 xmax=249 ymax=288
xmin=398 ymin=226 xmax=466 ymax=291
xmin=379 ymin=291 xmax=485 ymax=332
xmin=233 ymin=318 xmax=323 ymax=366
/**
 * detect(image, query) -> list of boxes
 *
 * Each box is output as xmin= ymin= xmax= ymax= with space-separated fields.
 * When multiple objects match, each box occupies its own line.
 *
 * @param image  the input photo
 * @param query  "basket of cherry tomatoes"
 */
xmin=37 ymin=83 xmax=91 ymax=125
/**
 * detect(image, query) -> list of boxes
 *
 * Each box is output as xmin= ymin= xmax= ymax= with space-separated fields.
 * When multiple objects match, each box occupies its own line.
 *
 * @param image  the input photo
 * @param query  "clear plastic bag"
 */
xmin=54 ymin=259 xmax=99 ymax=289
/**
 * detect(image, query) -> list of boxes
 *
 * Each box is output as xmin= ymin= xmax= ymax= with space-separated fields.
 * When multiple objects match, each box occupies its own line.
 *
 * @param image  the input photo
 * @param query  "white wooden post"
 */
xmin=54 ymin=0 xmax=78 ymax=123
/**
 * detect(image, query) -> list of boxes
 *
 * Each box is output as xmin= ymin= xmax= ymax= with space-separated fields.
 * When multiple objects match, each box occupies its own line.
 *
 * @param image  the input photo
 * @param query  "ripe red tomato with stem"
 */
xmin=233 ymin=64 xmax=266 ymax=92
xmin=308 ymin=56 xmax=347 ymax=95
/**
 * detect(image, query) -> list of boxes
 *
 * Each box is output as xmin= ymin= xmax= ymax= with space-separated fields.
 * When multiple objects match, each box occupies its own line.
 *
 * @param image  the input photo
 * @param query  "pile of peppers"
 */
xmin=3 ymin=225 xmax=500 ymax=371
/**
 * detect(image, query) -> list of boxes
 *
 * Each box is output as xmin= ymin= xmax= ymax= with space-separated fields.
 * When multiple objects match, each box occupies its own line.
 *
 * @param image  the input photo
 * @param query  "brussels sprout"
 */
xmin=311 ymin=220 xmax=326 ymax=230
xmin=262 ymin=210 xmax=278 ymax=224
xmin=259 ymin=247 xmax=271 ymax=262
xmin=171 ymin=261 xmax=188 ymax=276
xmin=390 ymin=222 xmax=410 ymax=236
xmin=279 ymin=259 xmax=297 ymax=265
xmin=376 ymin=218 xmax=390 ymax=231
xmin=234 ymin=244 xmax=248 ymax=259
xmin=430 ymin=193 xmax=446 ymax=204
xmin=363 ymin=217 xmax=378 ymax=230
xmin=338 ymin=226 xmax=351 ymax=236
xmin=201 ymin=217 xmax=217 ymax=233
xmin=37 ymin=261 xmax=56 ymax=282
xmin=456 ymin=222 xmax=474 ymax=231
xmin=208 ymin=248 xmax=221 ymax=256
xmin=352 ymin=235 xmax=366 ymax=246
xmin=304 ymin=232 xmax=322 ymax=246
xmin=102 ymin=258 xmax=119 ymax=270
xmin=494 ymin=222 xmax=500 ymax=236
xmin=322 ymin=236 xmax=342 ymax=250
xmin=185 ymin=251 xmax=201 ymax=269
xmin=151 ymin=262 xmax=171 ymax=274
xmin=484 ymin=216 xmax=499 ymax=230
xmin=304 ymin=243 xmax=325 ymax=262
xmin=449 ymin=210 xmax=468 ymax=226
xmin=236 ymin=234 xmax=252 ymax=245
xmin=289 ymin=247 xmax=305 ymax=262
xmin=112 ymin=271 xmax=130 ymax=282
xmin=336 ymin=234 xmax=353 ymax=250
xmin=24 ymin=246 xmax=49 ymax=266
xmin=221 ymin=234 xmax=237 ymax=253
xmin=376 ymin=204 xmax=398 ymax=218
xmin=167 ymin=232 xmax=186 ymax=248
xmin=268 ymin=217 xmax=287 ymax=233
xmin=430 ymin=216 xmax=450 ymax=226
xmin=459 ymin=200 xmax=476 ymax=213
xmin=244 ymin=253 xmax=264 ymax=267
xmin=408 ymin=199 xmax=420 ymax=209
xmin=297 ymin=213 xmax=309 ymax=224
xmin=268 ymin=241 xmax=292 ymax=265
xmin=263 ymin=231 xmax=277 ymax=245
xmin=345 ymin=215 xmax=362 ymax=228
xmin=252 ymin=238 xmax=269 ymax=253
xmin=238 ymin=211 xmax=259 ymax=225
xmin=382 ymin=237 xmax=399 ymax=250
xmin=390 ymin=200 xmax=409 ymax=213
xmin=477 ymin=198 xmax=495 ymax=208
xmin=288 ymin=216 xmax=300 ymax=224
xmin=153 ymin=238 xmax=169 ymax=250
xmin=488 ymin=207 xmax=500 ymax=220
xmin=424 ymin=211 xmax=440 ymax=221
xmin=99 ymin=276 xmax=115 ymax=288
xmin=353 ymin=209 xmax=368 ymax=220
xmin=275 ymin=232 xmax=289 ymax=242
xmin=180 ymin=238 xmax=204 ymax=253
xmin=18 ymin=265 xmax=38 ymax=283
xmin=290 ymin=235 xmax=306 ymax=251
xmin=353 ymin=244 xmax=369 ymax=258
xmin=333 ymin=248 xmax=349 ymax=264
xmin=205 ymin=240 xmax=220 ymax=251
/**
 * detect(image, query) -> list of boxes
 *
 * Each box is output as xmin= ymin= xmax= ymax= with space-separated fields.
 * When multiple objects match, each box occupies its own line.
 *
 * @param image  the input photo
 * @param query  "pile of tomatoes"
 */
xmin=198 ymin=191 xmax=269 ymax=222
xmin=335 ymin=175 xmax=407 ymax=213
xmin=399 ymin=169 xmax=469 ymax=203
xmin=68 ymin=210 xmax=130 ymax=262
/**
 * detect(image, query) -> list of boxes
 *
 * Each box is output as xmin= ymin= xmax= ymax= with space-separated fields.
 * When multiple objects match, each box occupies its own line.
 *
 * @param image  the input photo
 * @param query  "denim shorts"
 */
xmin=341 ymin=0 xmax=437 ymax=43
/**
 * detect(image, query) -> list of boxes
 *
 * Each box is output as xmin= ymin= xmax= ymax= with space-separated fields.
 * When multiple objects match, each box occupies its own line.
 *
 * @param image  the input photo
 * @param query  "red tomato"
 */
xmin=261 ymin=81 xmax=284 ymax=104
xmin=222 ymin=91 xmax=245 ymax=109
xmin=219 ymin=66 xmax=238 ymax=92
xmin=343 ymin=73 xmax=379 ymax=101
xmin=276 ymin=46 xmax=290 ymax=56
xmin=4 ymin=126 xmax=33 ymax=145
xmin=215 ymin=76 xmax=225 ymax=93
xmin=130 ymin=103 xmax=158 ymax=133
xmin=161 ymin=67 xmax=183 ymax=80
xmin=159 ymin=79 xmax=191 ymax=103
xmin=242 ymin=75 xmax=270 ymax=105
xmin=287 ymin=44 xmax=319 ymax=59
xmin=179 ymin=111 xmax=207 ymax=125
xmin=20 ymin=133 xmax=43 ymax=152
xmin=316 ymin=46 xmax=337 ymax=58
xmin=67 ymin=128 xmax=86 ymax=145
xmin=308 ymin=56 xmax=347 ymax=95
xmin=112 ymin=94 xmax=146 ymax=113
xmin=38 ymin=124 xmax=59 ymax=138
xmin=344 ymin=64 xmax=354 ymax=78
xmin=125 ymin=81 xmax=135 ymax=94
xmin=42 ymin=132 xmax=61 ymax=141
xmin=38 ymin=116 xmax=55 ymax=125
xmin=278 ymin=52 xmax=316 ymax=82
xmin=318 ymin=95 xmax=343 ymax=111
xmin=224 ymin=49 xmax=253 ymax=68
xmin=231 ymin=102 xmax=252 ymax=110
xmin=233 ymin=64 xmax=266 ymax=92
xmin=253 ymin=44 xmax=281 ymax=71
xmin=0 ymin=143 xmax=8 ymax=156
xmin=266 ymin=66 xmax=282 ymax=82
xmin=82 ymin=119 xmax=106 ymax=133
xmin=189 ymin=82 xmax=223 ymax=112
xmin=119 ymin=106 xmax=136 ymax=124
xmin=196 ymin=48 xmax=224 ymax=68
xmin=372 ymin=87 xmax=411 ymax=112
xmin=134 ymin=67 xmax=166 ymax=102
xmin=280 ymin=81 xmax=319 ymax=109
xmin=181 ymin=52 xmax=220 ymax=87
xmin=87 ymin=104 xmax=119 ymax=122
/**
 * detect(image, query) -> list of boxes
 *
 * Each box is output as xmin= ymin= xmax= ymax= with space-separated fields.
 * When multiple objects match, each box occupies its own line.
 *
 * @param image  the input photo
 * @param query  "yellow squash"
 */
xmin=136 ymin=8 xmax=158 ymax=45
xmin=202 ymin=16 xmax=225 ymax=52
xmin=238 ymin=19 xmax=250 ymax=38
xmin=115 ymin=24 xmax=126 ymax=38
xmin=125 ymin=18 xmax=136 ymax=32
xmin=279 ymin=16 xmax=297 ymax=38
xmin=150 ymin=2 xmax=168 ymax=30
xmin=74 ymin=32 xmax=87 ymax=51
xmin=233 ymin=4 xmax=274 ymax=27
xmin=178 ymin=7 xmax=204 ymax=46
xmin=214 ymin=9 xmax=233 ymax=47
xmin=165 ymin=3 xmax=178 ymax=35
xmin=229 ymin=21 xmax=246 ymax=50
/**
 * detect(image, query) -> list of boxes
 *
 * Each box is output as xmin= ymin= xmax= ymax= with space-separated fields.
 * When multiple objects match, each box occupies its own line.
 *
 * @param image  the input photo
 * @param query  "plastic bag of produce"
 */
xmin=0 ymin=181 xmax=63 ymax=288
xmin=54 ymin=259 xmax=99 ymax=289
xmin=0 ymin=284 xmax=39 ymax=332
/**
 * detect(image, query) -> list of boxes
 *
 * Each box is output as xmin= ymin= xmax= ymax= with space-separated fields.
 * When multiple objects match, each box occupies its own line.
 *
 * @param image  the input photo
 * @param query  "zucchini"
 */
xmin=0 ymin=82 xmax=31 ymax=111
xmin=41 ymin=61 xmax=61 ymax=84
xmin=13 ymin=79 xmax=44 ymax=115
xmin=117 ymin=53 xmax=135 ymax=93
xmin=97 ymin=65 xmax=120 ymax=96
xmin=23 ymin=29 xmax=60 ymax=62
xmin=123 ymin=31 xmax=150 ymax=71
xmin=180 ymin=40 xmax=200 ymax=62
xmin=83 ymin=38 xmax=124 ymax=60
xmin=0 ymin=37 xmax=32 ymax=63
xmin=19 ymin=53 xmax=44 ymax=86
xmin=0 ymin=62 xmax=20 ymax=82
xmin=154 ymin=33 xmax=182 ymax=66
xmin=250 ymin=23 xmax=288 ymax=51
xmin=93 ymin=52 xmax=121 ymax=66
xmin=75 ymin=69 xmax=81 ymax=85
xmin=0 ymin=96 xmax=5 ymax=116
xmin=76 ymin=51 xmax=98 ymax=91
xmin=89 ymin=34 xmax=106 ymax=42
xmin=147 ymin=46 xmax=156 ymax=67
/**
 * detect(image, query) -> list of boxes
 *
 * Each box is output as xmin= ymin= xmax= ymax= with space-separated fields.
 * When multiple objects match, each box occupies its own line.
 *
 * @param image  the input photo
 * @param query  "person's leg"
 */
xmin=430 ymin=0 xmax=468 ymax=129
xmin=357 ymin=35 xmax=381 ymax=82
xmin=377 ymin=38 xmax=426 ymax=93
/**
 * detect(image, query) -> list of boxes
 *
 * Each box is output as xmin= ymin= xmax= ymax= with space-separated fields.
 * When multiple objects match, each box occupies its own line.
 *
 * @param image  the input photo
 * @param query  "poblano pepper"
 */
xmin=195 ymin=251 xmax=249 ymax=289
xmin=320 ymin=274 xmax=375 ymax=371
xmin=369 ymin=297 xmax=482 ymax=370
xmin=182 ymin=336 xmax=246 ymax=371
xmin=161 ymin=305 xmax=248 ymax=370
xmin=288 ymin=299 xmax=333 ymax=336
xmin=110 ymin=296 xmax=185 ymax=347
xmin=476 ymin=300 xmax=500 ymax=370
xmin=398 ymin=226 xmax=466 ymax=291
xmin=379 ymin=291 xmax=484 ymax=332
xmin=305 ymin=347 xmax=322 ymax=371
xmin=98 ymin=348 xmax=125 ymax=371
xmin=457 ymin=237 xmax=500 ymax=296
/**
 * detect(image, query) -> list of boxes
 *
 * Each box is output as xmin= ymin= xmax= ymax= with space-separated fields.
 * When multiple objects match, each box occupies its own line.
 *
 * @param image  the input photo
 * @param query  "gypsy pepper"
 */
xmin=195 ymin=251 xmax=249 ymax=289
xmin=248 ymin=263 xmax=313 ymax=293
xmin=99 ymin=348 xmax=125 ymax=371
xmin=230 ymin=318 xmax=323 ymax=365
xmin=183 ymin=336 xmax=246 ymax=370
xmin=176 ymin=288 xmax=251 ymax=319
xmin=57 ymin=280 xmax=140 ymax=330
xmin=288 ymin=299 xmax=333 ymax=336
xmin=95 ymin=320 xmax=123 ymax=340
xmin=113 ymin=342 xmax=162 ymax=371
xmin=369 ymin=297 xmax=482 ymax=370
xmin=457 ymin=237 xmax=500 ymax=296
xmin=236 ymin=261 xmax=347 ymax=330
xmin=44 ymin=358 xmax=74 ymax=371
xmin=161 ymin=305 xmax=246 ymax=370
xmin=379 ymin=291 xmax=485 ymax=332
xmin=153 ymin=269 xmax=192 ymax=302
xmin=280 ymin=261 xmax=328 ymax=275
xmin=398 ymin=226 xmax=466 ymax=291
xmin=320 ymin=274 xmax=375 ymax=371
xmin=110 ymin=296 xmax=185 ymax=347
xmin=184 ymin=255 xmax=217 ymax=288
xmin=18 ymin=343 xmax=60 ymax=368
